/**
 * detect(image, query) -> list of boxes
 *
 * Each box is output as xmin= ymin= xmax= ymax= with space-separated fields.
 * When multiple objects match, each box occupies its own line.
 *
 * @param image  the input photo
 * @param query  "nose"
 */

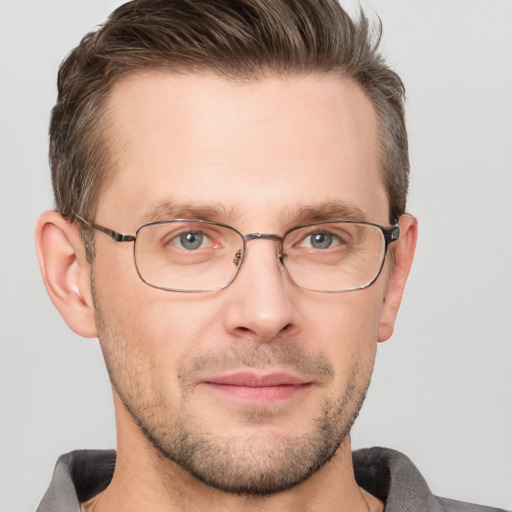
xmin=222 ymin=237 xmax=299 ymax=342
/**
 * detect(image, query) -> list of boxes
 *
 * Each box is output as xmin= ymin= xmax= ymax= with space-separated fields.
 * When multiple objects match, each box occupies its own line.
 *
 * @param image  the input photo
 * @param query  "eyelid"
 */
xmin=288 ymin=223 xmax=350 ymax=238
xmin=287 ymin=229 xmax=337 ymax=249
xmin=168 ymin=229 xmax=210 ymax=248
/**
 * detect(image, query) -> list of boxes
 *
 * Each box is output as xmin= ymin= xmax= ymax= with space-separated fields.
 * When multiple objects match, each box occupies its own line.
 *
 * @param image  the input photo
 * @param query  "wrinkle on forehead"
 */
xmin=97 ymin=72 xmax=388 ymax=229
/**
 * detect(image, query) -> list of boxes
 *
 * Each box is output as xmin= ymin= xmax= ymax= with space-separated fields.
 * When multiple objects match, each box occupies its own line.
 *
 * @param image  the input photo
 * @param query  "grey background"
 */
xmin=1 ymin=1 xmax=511 ymax=510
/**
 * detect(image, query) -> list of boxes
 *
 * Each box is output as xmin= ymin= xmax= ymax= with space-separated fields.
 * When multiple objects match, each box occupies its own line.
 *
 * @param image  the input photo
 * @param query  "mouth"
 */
xmin=199 ymin=372 xmax=313 ymax=405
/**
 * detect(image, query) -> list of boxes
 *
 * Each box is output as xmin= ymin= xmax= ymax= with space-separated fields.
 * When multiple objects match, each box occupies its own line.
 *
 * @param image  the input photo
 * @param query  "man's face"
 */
xmin=91 ymin=72 xmax=392 ymax=494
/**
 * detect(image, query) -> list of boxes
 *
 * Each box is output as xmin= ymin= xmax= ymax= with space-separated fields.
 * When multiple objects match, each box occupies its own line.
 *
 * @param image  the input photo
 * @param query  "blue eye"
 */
xmin=309 ymin=232 xmax=333 ymax=249
xmin=178 ymin=232 xmax=204 ymax=250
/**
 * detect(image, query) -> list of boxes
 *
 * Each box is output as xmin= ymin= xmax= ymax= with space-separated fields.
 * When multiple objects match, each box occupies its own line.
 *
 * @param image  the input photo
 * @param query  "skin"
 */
xmin=36 ymin=72 xmax=417 ymax=512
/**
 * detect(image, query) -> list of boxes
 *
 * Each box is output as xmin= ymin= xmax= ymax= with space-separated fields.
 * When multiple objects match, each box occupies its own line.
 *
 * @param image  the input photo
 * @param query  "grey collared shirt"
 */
xmin=37 ymin=447 xmax=508 ymax=512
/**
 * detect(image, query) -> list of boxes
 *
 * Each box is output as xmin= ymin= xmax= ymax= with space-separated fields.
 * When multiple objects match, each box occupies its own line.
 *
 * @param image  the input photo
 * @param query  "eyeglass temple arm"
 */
xmin=73 ymin=214 xmax=135 ymax=242
xmin=73 ymin=214 xmax=400 ymax=246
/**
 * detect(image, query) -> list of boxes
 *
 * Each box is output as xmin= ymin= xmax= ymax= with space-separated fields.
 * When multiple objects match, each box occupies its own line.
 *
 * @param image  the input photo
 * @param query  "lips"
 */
xmin=200 ymin=372 xmax=312 ymax=404
xmin=206 ymin=372 xmax=308 ymax=387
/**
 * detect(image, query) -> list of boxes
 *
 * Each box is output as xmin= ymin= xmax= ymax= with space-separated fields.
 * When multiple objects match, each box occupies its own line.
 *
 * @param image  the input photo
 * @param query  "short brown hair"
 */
xmin=50 ymin=0 xmax=409 ymax=258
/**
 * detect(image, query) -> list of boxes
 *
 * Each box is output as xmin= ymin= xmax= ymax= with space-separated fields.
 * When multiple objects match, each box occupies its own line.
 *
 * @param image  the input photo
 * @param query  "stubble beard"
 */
xmin=93 ymin=292 xmax=374 ymax=496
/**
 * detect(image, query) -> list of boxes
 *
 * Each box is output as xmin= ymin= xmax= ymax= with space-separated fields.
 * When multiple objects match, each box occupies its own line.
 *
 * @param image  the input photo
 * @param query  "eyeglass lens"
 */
xmin=133 ymin=220 xmax=387 ymax=293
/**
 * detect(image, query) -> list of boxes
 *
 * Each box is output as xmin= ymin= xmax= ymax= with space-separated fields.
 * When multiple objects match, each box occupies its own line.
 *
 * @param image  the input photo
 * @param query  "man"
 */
xmin=33 ymin=1 xmax=506 ymax=511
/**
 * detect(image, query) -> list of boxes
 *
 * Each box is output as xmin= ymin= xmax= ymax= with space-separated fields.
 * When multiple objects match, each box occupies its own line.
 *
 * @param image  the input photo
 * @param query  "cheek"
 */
xmin=302 ymin=289 xmax=383 ymax=376
xmin=95 ymin=289 xmax=224 ymax=415
xmin=93 ymin=252 xmax=222 ymax=380
xmin=115 ymin=298 xmax=217 ymax=360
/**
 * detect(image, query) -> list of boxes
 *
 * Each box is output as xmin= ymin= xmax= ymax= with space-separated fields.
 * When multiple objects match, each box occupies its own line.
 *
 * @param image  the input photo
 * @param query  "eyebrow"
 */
xmin=139 ymin=199 xmax=367 ymax=227
xmin=287 ymin=202 xmax=368 ymax=225
xmin=140 ymin=201 xmax=236 ymax=225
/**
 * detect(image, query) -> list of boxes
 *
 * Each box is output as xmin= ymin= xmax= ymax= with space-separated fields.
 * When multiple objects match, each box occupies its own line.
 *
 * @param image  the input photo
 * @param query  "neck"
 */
xmin=83 ymin=396 xmax=382 ymax=512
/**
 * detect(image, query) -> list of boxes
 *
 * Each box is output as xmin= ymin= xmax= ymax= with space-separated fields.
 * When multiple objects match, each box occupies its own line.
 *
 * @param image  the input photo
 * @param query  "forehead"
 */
xmin=99 ymin=71 xmax=388 ymax=227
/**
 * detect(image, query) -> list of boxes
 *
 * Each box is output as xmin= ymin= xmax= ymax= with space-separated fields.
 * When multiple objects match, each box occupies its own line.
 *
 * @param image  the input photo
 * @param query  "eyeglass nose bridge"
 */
xmin=234 ymin=232 xmax=285 ymax=267
xmin=244 ymin=233 xmax=282 ymax=242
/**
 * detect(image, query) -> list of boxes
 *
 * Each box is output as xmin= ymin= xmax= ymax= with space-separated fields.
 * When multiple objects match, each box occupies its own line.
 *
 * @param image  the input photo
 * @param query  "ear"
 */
xmin=377 ymin=214 xmax=418 ymax=342
xmin=35 ymin=210 xmax=98 ymax=338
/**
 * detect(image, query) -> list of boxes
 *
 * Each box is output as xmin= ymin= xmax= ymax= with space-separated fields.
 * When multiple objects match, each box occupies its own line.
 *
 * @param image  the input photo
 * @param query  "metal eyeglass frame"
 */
xmin=74 ymin=214 xmax=400 ymax=293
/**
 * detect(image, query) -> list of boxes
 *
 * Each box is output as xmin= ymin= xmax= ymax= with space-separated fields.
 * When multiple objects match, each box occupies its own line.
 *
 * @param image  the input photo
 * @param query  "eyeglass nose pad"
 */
xmin=233 ymin=249 xmax=243 ymax=266
xmin=232 ymin=237 xmax=283 ymax=268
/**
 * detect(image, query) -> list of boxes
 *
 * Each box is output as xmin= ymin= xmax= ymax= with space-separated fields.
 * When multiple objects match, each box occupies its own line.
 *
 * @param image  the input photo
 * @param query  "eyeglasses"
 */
xmin=75 ymin=216 xmax=400 ymax=293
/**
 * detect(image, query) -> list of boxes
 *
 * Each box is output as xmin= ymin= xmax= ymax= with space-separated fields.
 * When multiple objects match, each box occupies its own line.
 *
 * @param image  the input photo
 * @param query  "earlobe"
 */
xmin=377 ymin=214 xmax=418 ymax=342
xmin=35 ymin=210 xmax=98 ymax=338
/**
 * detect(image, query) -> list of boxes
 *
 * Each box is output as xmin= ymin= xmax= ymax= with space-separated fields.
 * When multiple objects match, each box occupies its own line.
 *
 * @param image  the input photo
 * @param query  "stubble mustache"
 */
xmin=177 ymin=338 xmax=335 ymax=388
